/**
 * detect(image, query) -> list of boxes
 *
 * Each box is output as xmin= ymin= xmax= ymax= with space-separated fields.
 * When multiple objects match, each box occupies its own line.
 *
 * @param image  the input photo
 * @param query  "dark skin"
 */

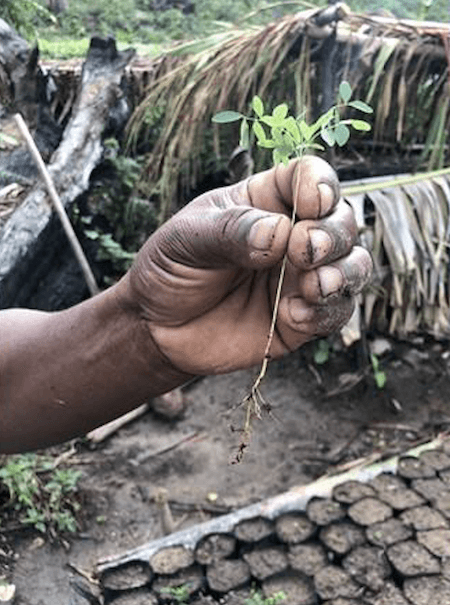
xmin=0 ymin=157 xmax=372 ymax=453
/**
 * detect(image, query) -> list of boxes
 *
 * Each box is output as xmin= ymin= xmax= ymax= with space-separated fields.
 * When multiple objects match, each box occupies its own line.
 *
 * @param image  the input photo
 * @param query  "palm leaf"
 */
xmin=343 ymin=168 xmax=450 ymax=338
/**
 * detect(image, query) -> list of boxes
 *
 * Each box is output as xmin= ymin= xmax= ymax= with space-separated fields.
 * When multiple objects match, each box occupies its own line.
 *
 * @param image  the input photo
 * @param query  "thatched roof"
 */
xmin=126 ymin=6 xmax=450 ymax=209
xmin=125 ymin=6 xmax=450 ymax=339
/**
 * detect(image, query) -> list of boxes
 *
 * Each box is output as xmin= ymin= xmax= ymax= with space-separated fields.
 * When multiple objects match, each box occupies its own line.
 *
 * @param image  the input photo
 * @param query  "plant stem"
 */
xmin=241 ymin=184 xmax=297 ymax=436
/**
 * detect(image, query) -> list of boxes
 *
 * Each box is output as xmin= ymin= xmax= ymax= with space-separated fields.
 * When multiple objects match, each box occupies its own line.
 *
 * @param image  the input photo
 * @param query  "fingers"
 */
xmin=287 ymin=199 xmax=358 ymax=269
xmin=275 ymin=245 xmax=372 ymax=348
xmin=150 ymin=204 xmax=292 ymax=270
xmin=246 ymin=156 xmax=340 ymax=219
xmin=178 ymin=156 xmax=345 ymax=271
xmin=296 ymin=246 xmax=373 ymax=304
xmin=278 ymin=295 xmax=355 ymax=343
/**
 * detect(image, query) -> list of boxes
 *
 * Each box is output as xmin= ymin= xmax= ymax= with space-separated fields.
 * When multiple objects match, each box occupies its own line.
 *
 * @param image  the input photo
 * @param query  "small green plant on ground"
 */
xmin=370 ymin=352 xmax=387 ymax=389
xmin=0 ymin=453 xmax=82 ymax=536
xmin=213 ymin=82 xmax=372 ymax=459
xmin=313 ymin=338 xmax=330 ymax=365
xmin=244 ymin=587 xmax=286 ymax=605
xmin=159 ymin=583 xmax=191 ymax=603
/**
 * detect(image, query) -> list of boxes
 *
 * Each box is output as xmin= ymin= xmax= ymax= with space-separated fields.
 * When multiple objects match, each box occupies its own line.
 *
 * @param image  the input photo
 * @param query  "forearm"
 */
xmin=0 ymin=279 xmax=192 ymax=453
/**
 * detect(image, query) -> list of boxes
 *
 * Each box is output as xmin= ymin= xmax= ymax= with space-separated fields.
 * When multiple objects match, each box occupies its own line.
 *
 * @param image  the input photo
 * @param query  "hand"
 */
xmin=124 ymin=156 xmax=372 ymax=376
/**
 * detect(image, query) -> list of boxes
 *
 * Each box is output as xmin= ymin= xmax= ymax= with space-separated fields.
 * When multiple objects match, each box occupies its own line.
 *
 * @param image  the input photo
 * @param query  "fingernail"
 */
xmin=249 ymin=216 xmax=281 ymax=251
xmin=309 ymin=229 xmax=332 ymax=263
xmin=288 ymin=298 xmax=313 ymax=324
xmin=317 ymin=182 xmax=335 ymax=216
xmin=318 ymin=266 xmax=343 ymax=297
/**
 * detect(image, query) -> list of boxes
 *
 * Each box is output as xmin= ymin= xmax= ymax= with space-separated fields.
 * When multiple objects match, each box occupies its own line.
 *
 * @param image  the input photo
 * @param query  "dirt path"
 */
xmin=4 ymin=337 xmax=450 ymax=604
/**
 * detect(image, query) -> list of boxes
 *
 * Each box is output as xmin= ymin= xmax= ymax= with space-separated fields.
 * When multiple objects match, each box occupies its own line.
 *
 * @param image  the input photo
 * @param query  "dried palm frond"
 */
xmin=124 ymin=8 xmax=450 ymax=337
xmin=127 ymin=7 xmax=450 ymax=223
xmin=343 ymin=168 xmax=450 ymax=338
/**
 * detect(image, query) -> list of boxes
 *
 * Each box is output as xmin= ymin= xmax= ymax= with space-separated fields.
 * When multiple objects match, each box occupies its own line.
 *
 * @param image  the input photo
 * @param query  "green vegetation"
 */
xmin=0 ymin=0 xmax=55 ymax=39
xmin=244 ymin=588 xmax=286 ymax=605
xmin=348 ymin=0 xmax=448 ymax=21
xmin=159 ymin=583 xmax=191 ymax=603
xmin=2 ymin=0 xmax=447 ymax=61
xmin=0 ymin=453 xmax=82 ymax=536
xmin=313 ymin=339 xmax=330 ymax=365
xmin=75 ymin=139 xmax=157 ymax=281
xmin=213 ymin=82 xmax=372 ymax=166
xmin=370 ymin=353 xmax=387 ymax=389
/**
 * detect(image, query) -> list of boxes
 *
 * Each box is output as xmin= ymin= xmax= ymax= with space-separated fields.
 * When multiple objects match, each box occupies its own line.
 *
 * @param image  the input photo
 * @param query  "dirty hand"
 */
xmin=124 ymin=156 xmax=372 ymax=376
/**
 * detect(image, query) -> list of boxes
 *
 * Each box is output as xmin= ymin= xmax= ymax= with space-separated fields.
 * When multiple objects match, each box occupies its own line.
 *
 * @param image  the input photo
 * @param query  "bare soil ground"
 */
xmin=2 ymin=335 xmax=450 ymax=604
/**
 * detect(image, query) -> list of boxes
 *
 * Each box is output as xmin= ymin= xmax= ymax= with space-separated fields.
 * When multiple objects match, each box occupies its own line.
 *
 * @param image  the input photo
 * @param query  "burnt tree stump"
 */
xmin=0 ymin=21 xmax=135 ymax=309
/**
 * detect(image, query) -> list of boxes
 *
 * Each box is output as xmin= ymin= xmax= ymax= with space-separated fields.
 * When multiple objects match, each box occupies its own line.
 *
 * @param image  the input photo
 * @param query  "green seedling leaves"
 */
xmin=314 ymin=339 xmax=330 ymax=365
xmin=321 ymin=127 xmax=335 ymax=147
xmin=212 ymin=110 xmax=243 ymax=123
xmin=334 ymin=122 xmax=350 ymax=146
xmin=339 ymin=80 xmax=352 ymax=104
xmin=371 ymin=353 xmax=387 ymax=389
xmin=272 ymin=103 xmax=288 ymax=123
xmin=349 ymin=100 xmax=373 ymax=114
xmin=240 ymin=118 xmax=250 ymax=149
xmin=212 ymin=83 xmax=372 ymax=165
xmin=252 ymin=95 xmax=264 ymax=118
xmin=350 ymin=119 xmax=372 ymax=131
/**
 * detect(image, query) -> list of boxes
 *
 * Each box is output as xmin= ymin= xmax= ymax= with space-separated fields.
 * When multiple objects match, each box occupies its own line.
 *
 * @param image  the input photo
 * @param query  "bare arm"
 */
xmin=0 ymin=157 xmax=372 ymax=454
xmin=0 ymin=281 xmax=192 ymax=453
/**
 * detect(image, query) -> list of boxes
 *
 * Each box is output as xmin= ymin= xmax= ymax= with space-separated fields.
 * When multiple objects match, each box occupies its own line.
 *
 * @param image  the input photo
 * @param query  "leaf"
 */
xmin=252 ymin=120 xmax=267 ymax=144
xmin=283 ymin=116 xmax=301 ymax=143
xmin=272 ymin=126 xmax=285 ymax=148
xmin=272 ymin=149 xmax=283 ymax=165
xmin=212 ymin=110 xmax=243 ymax=123
xmin=321 ymin=127 xmax=335 ymax=147
xmin=257 ymin=138 xmax=276 ymax=149
xmin=252 ymin=95 xmax=264 ymax=118
xmin=349 ymin=100 xmax=373 ymax=114
xmin=310 ymin=107 xmax=335 ymax=134
xmin=84 ymin=229 xmax=100 ymax=240
xmin=334 ymin=122 xmax=350 ymax=146
xmin=374 ymin=370 xmax=387 ymax=389
xmin=239 ymin=119 xmax=250 ymax=149
xmin=366 ymin=39 xmax=399 ymax=104
xmin=272 ymin=148 xmax=289 ymax=166
xmin=339 ymin=80 xmax=352 ymax=104
xmin=260 ymin=115 xmax=277 ymax=128
xmin=309 ymin=142 xmax=326 ymax=151
xmin=272 ymin=103 xmax=288 ymax=122
xmin=298 ymin=119 xmax=313 ymax=142
xmin=350 ymin=119 xmax=372 ymax=132
xmin=314 ymin=340 xmax=330 ymax=365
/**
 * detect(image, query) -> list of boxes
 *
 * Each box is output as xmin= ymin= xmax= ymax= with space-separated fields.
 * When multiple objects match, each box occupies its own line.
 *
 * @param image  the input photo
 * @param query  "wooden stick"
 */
xmin=14 ymin=113 xmax=100 ymax=297
xmin=86 ymin=403 xmax=149 ymax=444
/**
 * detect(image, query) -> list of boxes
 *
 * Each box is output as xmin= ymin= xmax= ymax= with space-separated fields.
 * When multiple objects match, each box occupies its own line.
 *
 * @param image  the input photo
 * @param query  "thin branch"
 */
xmin=14 ymin=113 xmax=100 ymax=297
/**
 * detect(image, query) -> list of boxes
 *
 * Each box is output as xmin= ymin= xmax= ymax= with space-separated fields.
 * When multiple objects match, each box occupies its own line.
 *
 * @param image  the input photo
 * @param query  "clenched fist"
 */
xmin=124 ymin=156 xmax=372 ymax=375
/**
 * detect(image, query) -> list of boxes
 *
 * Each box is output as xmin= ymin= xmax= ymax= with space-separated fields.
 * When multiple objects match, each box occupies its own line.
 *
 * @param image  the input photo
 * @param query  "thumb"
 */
xmin=176 ymin=205 xmax=292 ymax=270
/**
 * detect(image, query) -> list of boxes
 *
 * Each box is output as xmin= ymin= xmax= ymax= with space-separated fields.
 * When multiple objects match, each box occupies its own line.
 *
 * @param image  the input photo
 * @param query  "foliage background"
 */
xmin=1 ymin=0 xmax=448 ymax=55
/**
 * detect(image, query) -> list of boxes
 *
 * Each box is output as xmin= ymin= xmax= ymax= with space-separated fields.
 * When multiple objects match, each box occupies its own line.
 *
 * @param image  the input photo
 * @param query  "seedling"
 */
xmin=313 ymin=339 xmax=330 ymax=365
xmin=159 ymin=583 xmax=191 ymax=603
xmin=0 ymin=453 xmax=82 ymax=536
xmin=213 ymin=83 xmax=372 ymax=459
xmin=370 ymin=353 xmax=387 ymax=389
xmin=244 ymin=588 xmax=286 ymax=605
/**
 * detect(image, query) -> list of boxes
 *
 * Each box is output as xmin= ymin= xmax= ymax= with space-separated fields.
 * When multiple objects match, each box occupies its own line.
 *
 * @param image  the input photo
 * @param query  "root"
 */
xmin=232 ymin=191 xmax=297 ymax=462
